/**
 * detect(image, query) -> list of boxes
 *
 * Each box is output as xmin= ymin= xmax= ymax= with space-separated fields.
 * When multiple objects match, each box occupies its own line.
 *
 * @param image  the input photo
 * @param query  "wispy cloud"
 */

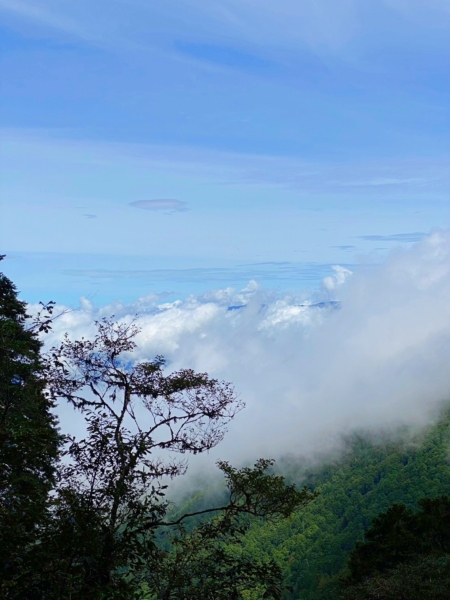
xmin=174 ymin=41 xmax=275 ymax=73
xmin=64 ymin=262 xmax=345 ymax=285
xmin=3 ymin=129 xmax=448 ymax=200
xmin=0 ymin=0 xmax=92 ymax=39
xmin=2 ymin=129 xmax=447 ymax=263
xmin=1 ymin=0 xmax=449 ymax=62
xmin=358 ymin=232 xmax=426 ymax=243
xmin=129 ymin=199 xmax=189 ymax=213
xmin=341 ymin=178 xmax=433 ymax=187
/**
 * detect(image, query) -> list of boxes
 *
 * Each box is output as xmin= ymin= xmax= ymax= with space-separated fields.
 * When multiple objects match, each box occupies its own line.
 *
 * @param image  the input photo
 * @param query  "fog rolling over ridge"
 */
xmin=41 ymin=230 xmax=450 ymax=470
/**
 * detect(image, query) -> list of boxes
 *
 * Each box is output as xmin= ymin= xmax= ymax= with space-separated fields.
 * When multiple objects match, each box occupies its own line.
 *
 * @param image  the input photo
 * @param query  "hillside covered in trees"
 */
xmin=174 ymin=409 xmax=450 ymax=599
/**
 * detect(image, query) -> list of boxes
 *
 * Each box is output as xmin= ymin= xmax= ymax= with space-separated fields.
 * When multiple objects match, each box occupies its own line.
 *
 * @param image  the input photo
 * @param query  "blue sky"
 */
xmin=1 ymin=0 xmax=449 ymax=305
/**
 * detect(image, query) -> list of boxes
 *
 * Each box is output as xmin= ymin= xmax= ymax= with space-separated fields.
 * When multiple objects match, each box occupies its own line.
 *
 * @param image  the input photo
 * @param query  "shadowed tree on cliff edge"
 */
xmin=0 ymin=256 xmax=61 ymax=597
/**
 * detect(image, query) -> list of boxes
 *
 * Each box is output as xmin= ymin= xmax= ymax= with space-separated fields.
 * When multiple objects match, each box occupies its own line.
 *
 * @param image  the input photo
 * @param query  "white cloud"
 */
xmin=38 ymin=231 xmax=450 ymax=471
xmin=321 ymin=265 xmax=352 ymax=291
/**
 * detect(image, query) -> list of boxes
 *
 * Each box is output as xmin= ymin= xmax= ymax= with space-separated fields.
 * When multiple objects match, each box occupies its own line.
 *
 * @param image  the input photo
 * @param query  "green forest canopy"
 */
xmin=174 ymin=408 xmax=450 ymax=599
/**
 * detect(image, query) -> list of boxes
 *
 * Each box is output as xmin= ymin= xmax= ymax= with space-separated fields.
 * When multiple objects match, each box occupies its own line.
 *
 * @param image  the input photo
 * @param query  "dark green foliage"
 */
xmin=149 ymin=460 xmax=315 ymax=599
xmin=0 ymin=258 xmax=61 ymax=598
xmin=343 ymin=495 xmax=450 ymax=584
xmin=218 ymin=459 xmax=316 ymax=520
xmin=148 ymin=516 xmax=285 ymax=599
xmin=339 ymin=555 xmax=450 ymax=600
xmin=340 ymin=496 xmax=450 ymax=599
xmin=165 ymin=459 xmax=316 ymax=527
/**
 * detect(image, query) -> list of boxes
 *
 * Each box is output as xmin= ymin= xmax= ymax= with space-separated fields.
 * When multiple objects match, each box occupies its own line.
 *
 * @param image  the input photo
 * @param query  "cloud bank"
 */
xmin=40 ymin=231 xmax=450 ymax=469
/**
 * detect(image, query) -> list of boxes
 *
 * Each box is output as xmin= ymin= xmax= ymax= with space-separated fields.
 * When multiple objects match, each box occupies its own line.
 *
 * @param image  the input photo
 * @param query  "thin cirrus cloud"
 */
xmin=174 ymin=41 xmax=275 ymax=73
xmin=358 ymin=232 xmax=426 ymax=243
xmin=63 ymin=262 xmax=342 ymax=285
xmin=129 ymin=199 xmax=189 ymax=213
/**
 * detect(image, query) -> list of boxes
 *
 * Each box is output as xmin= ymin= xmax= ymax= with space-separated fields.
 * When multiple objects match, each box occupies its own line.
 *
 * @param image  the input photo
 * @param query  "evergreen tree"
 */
xmin=0 ymin=257 xmax=61 ymax=597
xmin=340 ymin=496 xmax=450 ymax=599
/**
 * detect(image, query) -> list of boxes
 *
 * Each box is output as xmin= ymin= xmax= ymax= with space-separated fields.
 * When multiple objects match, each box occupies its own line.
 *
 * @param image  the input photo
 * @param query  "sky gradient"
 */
xmin=1 ymin=0 xmax=449 ymax=305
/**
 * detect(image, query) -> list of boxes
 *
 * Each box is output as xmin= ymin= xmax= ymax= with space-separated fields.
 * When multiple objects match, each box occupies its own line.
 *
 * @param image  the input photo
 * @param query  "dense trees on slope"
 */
xmin=344 ymin=496 xmax=450 ymax=581
xmin=341 ymin=555 xmax=450 ymax=600
xmin=177 ymin=412 xmax=450 ymax=599
xmin=259 ymin=419 xmax=450 ymax=599
xmin=340 ymin=496 xmax=450 ymax=599
xmin=0 ymin=263 xmax=314 ymax=599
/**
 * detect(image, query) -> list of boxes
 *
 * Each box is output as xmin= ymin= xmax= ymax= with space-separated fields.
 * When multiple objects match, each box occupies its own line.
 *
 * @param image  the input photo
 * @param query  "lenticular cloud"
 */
xmin=40 ymin=231 xmax=450 ymax=464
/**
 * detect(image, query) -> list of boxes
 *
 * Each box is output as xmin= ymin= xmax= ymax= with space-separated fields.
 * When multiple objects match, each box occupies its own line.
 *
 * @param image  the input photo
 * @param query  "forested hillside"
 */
xmin=174 ymin=407 xmax=450 ymax=599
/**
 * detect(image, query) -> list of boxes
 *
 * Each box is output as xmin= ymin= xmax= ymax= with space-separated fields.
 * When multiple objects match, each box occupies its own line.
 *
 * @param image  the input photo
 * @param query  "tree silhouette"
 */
xmin=36 ymin=317 xmax=314 ymax=598
xmin=0 ymin=258 xmax=61 ymax=598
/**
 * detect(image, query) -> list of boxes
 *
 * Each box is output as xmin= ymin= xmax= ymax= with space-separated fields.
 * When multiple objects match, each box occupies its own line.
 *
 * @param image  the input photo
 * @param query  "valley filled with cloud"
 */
xmin=38 ymin=231 xmax=450 ymax=471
